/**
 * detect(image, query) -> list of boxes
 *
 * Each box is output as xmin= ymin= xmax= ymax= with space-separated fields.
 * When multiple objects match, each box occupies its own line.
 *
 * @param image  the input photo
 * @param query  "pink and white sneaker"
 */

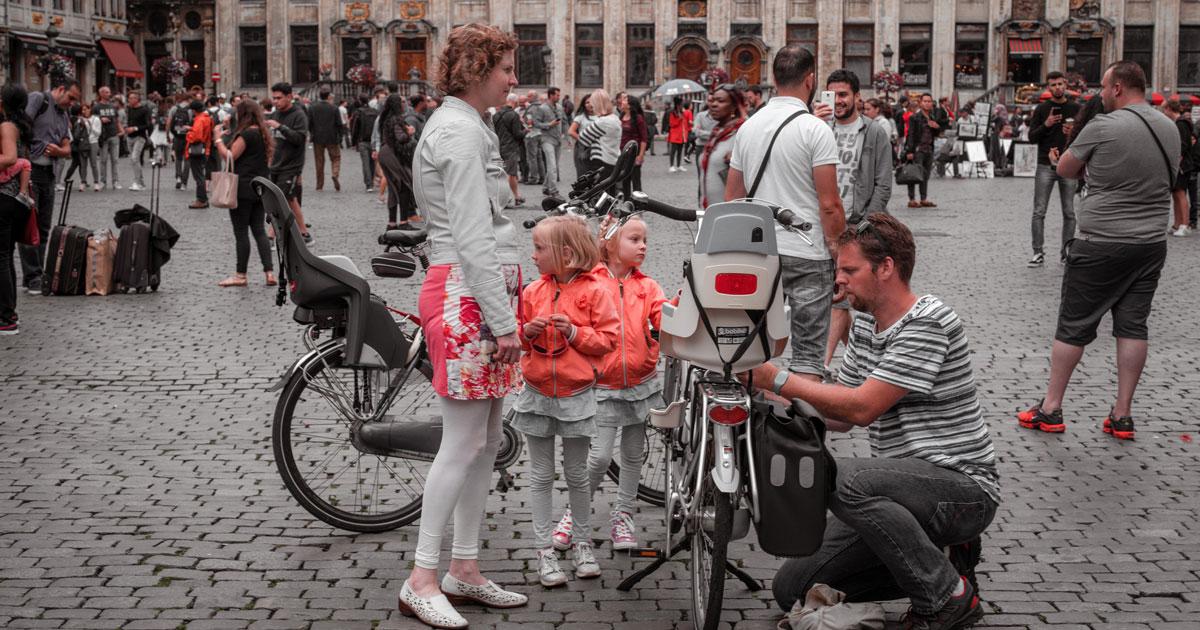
xmin=552 ymin=510 xmax=573 ymax=551
xmin=610 ymin=511 xmax=637 ymax=550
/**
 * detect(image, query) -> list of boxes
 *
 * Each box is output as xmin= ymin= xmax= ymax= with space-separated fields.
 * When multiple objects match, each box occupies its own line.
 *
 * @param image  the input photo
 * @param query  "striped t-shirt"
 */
xmin=838 ymin=295 xmax=1000 ymax=503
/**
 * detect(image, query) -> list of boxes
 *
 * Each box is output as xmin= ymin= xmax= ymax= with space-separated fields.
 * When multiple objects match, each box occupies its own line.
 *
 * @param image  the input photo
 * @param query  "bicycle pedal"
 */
xmin=627 ymin=547 xmax=661 ymax=559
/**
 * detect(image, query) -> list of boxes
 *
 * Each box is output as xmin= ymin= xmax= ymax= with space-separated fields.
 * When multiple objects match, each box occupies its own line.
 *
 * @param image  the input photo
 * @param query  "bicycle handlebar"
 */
xmin=628 ymin=191 xmax=697 ymax=222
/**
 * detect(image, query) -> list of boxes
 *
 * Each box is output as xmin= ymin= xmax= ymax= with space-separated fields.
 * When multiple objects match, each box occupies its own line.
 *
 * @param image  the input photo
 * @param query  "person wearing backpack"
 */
xmin=168 ymin=93 xmax=193 ymax=189
xmin=62 ymin=103 xmax=97 ymax=191
xmin=184 ymin=99 xmax=213 ymax=209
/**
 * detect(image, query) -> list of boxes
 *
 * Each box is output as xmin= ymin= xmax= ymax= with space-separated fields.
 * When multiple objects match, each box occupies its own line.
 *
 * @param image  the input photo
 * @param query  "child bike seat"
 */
xmin=660 ymin=201 xmax=790 ymax=374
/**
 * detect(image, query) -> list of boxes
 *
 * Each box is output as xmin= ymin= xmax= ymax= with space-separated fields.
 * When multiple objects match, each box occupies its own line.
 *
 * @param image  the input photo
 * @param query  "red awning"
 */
xmin=99 ymin=39 xmax=143 ymax=79
xmin=1008 ymin=39 xmax=1044 ymax=55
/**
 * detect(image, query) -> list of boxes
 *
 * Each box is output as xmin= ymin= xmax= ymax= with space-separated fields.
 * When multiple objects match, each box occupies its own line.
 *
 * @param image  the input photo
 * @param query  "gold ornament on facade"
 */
xmin=678 ymin=1 xmax=707 ymax=18
xmin=346 ymin=2 xmax=371 ymax=22
xmin=400 ymin=1 xmax=426 ymax=20
xmin=31 ymin=12 xmax=44 ymax=26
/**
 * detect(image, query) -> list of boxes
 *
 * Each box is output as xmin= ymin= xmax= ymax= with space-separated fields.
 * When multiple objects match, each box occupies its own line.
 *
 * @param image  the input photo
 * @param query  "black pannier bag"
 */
xmin=751 ymin=398 xmax=837 ymax=557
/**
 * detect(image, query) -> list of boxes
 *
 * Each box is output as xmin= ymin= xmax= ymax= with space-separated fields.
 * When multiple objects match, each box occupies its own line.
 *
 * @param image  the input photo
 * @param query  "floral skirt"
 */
xmin=419 ymin=263 xmax=524 ymax=400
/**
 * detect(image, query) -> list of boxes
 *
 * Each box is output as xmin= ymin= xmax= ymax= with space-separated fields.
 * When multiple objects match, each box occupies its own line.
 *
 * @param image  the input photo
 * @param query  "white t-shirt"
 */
xmin=729 ymin=97 xmax=839 ymax=259
xmin=833 ymin=116 xmax=865 ymax=218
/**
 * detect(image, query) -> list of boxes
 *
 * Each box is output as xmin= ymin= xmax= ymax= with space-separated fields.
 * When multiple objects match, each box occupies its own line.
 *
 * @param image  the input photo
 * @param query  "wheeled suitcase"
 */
xmin=42 ymin=182 xmax=89 ymax=296
xmin=114 ymin=163 xmax=163 ymax=293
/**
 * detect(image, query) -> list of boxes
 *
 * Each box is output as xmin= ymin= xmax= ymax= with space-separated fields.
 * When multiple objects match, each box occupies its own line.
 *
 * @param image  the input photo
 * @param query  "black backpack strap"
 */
xmin=683 ymin=260 xmax=783 ymax=378
xmin=35 ymin=92 xmax=51 ymax=119
xmin=1123 ymin=108 xmax=1177 ymax=190
xmin=747 ymin=109 xmax=809 ymax=198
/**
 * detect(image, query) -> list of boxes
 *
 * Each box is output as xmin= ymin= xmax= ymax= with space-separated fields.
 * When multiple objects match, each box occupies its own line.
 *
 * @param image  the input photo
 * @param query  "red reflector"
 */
xmin=714 ymin=273 xmax=757 ymax=295
xmin=709 ymin=405 xmax=749 ymax=425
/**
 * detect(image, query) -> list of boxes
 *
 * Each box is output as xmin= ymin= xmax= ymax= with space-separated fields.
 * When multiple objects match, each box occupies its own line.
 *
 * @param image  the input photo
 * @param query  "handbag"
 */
xmin=750 ymin=398 xmax=837 ymax=557
xmin=187 ymin=141 xmax=206 ymax=158
xmin=208 ymin=157 xmax=239 ymax=209
xmin=20 ymin=203 xmax=39 ymax=247
xmin=895 ymin=161 xmax=925 ymax=185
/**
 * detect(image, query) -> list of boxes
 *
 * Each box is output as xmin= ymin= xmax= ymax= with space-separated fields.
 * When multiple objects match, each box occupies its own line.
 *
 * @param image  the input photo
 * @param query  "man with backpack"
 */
xmin=350 ymin=94 xmax=378 ymax=192
xmin=20 ymin=78 xmax=80 ymax=295
xmin=124 ymin=90 xmax=152 ymax=191
xmin=168 ymin=93 xmax=193 ymax=189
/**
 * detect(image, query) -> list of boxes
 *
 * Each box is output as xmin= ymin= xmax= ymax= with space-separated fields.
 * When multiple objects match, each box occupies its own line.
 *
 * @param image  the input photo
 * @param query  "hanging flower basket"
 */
xmin=346 ymin=64 xmax=378 ymax=87
xmin=151 ymin=56 xmax=190 ymax=82
xmin=872 ymin=70 xmax=904 ymax=94
xmin=35 ymin=53 xmax=75 ymax=79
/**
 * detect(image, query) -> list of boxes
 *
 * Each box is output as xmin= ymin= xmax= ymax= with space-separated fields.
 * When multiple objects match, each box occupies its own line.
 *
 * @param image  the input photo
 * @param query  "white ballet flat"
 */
xmin=398 ymin=581 xmax=469 ymax=629
xmin=441 ymin=573 xmax=529 ymax=609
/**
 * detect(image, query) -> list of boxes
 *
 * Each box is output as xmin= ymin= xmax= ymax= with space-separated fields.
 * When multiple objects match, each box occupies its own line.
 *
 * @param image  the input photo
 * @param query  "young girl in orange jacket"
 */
xmin=513 ymin=215 xmax=620 ymax=588
xmin=552 ymin=216 xmax=666 ymax=552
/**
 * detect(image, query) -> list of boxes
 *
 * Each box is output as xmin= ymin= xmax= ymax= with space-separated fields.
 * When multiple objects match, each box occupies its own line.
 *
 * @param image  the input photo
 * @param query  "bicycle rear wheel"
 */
xmin=690 ymin=478 xmax=734 ymax=630
xmin=273 ymin=344 xmax=436 ymax=532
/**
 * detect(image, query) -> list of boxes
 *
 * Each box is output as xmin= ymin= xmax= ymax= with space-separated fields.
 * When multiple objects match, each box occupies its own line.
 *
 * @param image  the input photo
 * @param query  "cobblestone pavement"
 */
xmin=2 ymin=141 xmax=1199 ymax=630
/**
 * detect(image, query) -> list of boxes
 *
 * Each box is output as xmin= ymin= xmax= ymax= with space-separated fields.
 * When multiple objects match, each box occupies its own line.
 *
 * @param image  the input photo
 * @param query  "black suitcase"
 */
xmin=42 ymin=182 xmax=89 ymax=296
xmin=114 ymin=164 xmax=162 ymax=293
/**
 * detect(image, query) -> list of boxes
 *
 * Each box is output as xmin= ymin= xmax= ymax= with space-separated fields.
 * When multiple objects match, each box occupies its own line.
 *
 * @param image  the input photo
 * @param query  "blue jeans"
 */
xmin=780 ymin=255 xmax=835 ymax=376
xmin=772 ymin=457 xmax=997 ymax=615
xmin=1032 ymin=163 xmax=1076 ymax=257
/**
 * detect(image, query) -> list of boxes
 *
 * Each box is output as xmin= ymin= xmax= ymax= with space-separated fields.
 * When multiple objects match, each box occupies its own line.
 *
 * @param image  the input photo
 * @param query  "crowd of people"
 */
xmin=2 ymin=19 xmax=1193 ymax=630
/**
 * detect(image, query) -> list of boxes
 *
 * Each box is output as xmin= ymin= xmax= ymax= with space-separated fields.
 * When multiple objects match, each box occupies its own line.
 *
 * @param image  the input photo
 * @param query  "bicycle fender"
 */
xmin=710 ymin=424 xmax=741 ymax=493
xmin=267 ymin=338 xmax=346 ymax=393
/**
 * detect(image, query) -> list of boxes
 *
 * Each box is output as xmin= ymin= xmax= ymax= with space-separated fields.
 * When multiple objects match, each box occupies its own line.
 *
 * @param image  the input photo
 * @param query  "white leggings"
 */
xmin=413 ymin=397 xmax=504 ymax=569
xmin=587 ymin=425 xmax=646 ymax=515
xmin=526 ymin=435 xmax=592 ymax=549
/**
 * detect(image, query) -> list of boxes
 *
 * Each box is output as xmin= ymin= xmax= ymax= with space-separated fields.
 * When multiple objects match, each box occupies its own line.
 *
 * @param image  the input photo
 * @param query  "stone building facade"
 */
xmin=1 ymin=1 xmax=135 ymax=97
xmin=192 ymin=0 xmax=1200 ymax=101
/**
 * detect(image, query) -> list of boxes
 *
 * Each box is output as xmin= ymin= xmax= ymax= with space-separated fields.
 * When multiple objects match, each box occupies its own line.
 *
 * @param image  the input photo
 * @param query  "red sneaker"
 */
xmin=1016 ymin=404 xmax=1066 ymax=433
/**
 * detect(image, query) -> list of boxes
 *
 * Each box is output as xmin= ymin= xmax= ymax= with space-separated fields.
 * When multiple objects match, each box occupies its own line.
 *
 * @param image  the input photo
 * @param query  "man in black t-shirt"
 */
xmin=124 ymin=91 xmax=152 ymax=191
xmin=93 ymin=86 xmax=121 ymax=189
xmin=1025 ymin=71 xmax=1081 ymax=267
xmin=267 ymin=82 xmax=313 ymax=244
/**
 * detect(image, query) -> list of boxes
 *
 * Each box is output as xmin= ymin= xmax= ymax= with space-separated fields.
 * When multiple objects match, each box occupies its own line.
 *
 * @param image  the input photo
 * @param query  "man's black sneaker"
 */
xmin=1102 ymin=412 xmax=1135 ymax=440
xmin=948 ymin=538 xmax=982 ymax=594
xmin=26 ymin=279 xmax=42 ymax=296
xmin=0 ymin=318 xmax=18 ymax=335
xmin=902 ymin=576 xmax=984 ymax=630
xmin=1016 ymin=403 xmax=1066 ymax=433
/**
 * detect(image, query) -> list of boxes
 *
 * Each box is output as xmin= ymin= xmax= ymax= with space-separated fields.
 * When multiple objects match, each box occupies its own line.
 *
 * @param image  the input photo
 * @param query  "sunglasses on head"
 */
xmin=855 ymin=218 xmax=890 ymax=250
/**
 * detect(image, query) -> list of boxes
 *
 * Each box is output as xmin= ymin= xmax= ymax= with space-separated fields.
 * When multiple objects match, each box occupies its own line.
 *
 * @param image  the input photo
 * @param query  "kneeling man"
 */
xmin=750 ymin=214 xmax=999 ymax=630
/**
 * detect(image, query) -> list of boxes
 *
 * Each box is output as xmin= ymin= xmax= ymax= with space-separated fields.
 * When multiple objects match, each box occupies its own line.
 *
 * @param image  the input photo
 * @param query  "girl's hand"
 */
xmin=524 ymin=317 xmax=549 ymax=339
xmin=549 ymin=314 xmax=575 ymax=337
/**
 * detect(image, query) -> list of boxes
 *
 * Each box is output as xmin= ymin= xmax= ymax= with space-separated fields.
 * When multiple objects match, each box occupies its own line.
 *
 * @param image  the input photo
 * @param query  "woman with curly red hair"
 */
xmin=397 ymin=24 xmax=528 ymax=629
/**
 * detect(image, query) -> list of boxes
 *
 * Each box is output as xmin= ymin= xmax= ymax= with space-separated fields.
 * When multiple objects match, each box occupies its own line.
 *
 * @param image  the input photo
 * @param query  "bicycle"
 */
xmin=257 ymin=154 xmax=669 ymax=533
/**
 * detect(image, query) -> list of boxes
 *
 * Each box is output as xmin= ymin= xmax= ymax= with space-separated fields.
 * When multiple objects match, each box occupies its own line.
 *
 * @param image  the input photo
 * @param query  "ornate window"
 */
xmin=899 ymin=24 xmax=932 ymax=88
xmin=1123 ymin=27 xmax=1153 ymax=82
xmin=1065 ymin=37 xmax=1102 ymax=85
xmin=576 ymin=24 xmax=604 ymax=88
xmin=954 ymin=24 xmax=987 ymax=89
xmin=291 ymin=26 xmax=320 ymax=85
xmin=241 ymin=27 xmax=268 ymax=87
xmin=627 ymin=24 xmax=656 ymax=87
xmin=516 ymin=25 xmax=548 ymax=86
xmin=1181 ymin=27 xmax=1200 ymax=87
xmin=843 ymin=25 xmax=873 ymax=87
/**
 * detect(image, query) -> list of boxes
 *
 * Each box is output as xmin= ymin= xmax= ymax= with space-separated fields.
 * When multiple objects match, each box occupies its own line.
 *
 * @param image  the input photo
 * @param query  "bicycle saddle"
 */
xmin=379 ymin=228 xmax=428 ymax=248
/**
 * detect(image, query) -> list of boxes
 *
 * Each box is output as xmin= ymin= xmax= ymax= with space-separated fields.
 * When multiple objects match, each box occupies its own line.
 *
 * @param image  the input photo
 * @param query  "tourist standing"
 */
xmin=211 ymin=99 xmax=275 ymax=288
xmin=698 ymin=84 xmax=745 ymax=209
xmin=1026 ymin=71 xmax=1081 ymax=265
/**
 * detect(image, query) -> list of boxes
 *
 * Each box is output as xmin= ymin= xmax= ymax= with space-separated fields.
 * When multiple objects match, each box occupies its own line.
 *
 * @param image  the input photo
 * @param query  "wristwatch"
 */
xmin=771 ymin=369 xmax=790 ymax=396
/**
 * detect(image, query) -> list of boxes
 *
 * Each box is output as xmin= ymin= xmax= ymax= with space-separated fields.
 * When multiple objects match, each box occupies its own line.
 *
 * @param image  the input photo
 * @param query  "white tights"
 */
xmin=413 ymin=397 xmax=504 ymax=570
xmin=526 ymin=435 xmax=592 ymax=549
xmin=587 ymin=425 xmax=646 ymax=515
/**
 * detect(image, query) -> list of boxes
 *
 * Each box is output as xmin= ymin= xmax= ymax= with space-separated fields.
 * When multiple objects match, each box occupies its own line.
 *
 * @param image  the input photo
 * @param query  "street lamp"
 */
xmin=541 ymin=47 xmax=552 ymax=85
xmin=882 ymin=44 xmax=894 ymax=71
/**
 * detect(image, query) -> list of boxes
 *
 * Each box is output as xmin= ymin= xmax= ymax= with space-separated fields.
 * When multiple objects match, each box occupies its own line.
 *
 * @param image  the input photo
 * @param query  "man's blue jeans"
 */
xmin=1032 ymin=163 xmax=1076 ymax=257
xmin=772 ymin=457 xmax=997 ymax=615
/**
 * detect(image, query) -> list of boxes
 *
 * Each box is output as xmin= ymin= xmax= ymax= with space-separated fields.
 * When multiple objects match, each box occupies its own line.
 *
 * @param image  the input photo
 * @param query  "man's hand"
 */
xmin=405 ymin=125 xmax=416 ymax=136
xmin=927 ymin=119 xmax=940 ymax=130
xmin=371 ymin=151 xmax=378 ymax=161
xmin=493 ymin=333 xmax=522 ymax=364
xmin=100 ymin=117 xmax=111 ymax=124
xmin=813 ymin=103 xmax=833 ymax=121
xmin=1047 ymin=147 xmax=1061 ymax=166
xmin=265 ymin=119 xmax=281 ymax=130
xmin=45 ymin=144 xmax=69 ymax=158
xmin=1044 ymin=112 xmax=1062 ymax=128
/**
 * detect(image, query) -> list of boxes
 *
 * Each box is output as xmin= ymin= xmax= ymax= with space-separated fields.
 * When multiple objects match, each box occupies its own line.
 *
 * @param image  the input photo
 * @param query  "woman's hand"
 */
xmin=494 ymin=332 xmax=522 ymax=364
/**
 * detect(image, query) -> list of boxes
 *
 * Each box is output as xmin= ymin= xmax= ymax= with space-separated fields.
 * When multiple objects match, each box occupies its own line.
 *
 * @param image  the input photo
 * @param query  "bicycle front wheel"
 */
xmin=272 ymin=345 xmax=436 ymax=533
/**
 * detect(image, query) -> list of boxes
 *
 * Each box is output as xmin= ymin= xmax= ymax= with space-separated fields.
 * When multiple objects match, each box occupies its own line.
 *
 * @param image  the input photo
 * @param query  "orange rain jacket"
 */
xmin=519 ymin=269 xmax=620 ymax=398
xmin=592 ymin=263 xmax=666 ymax=390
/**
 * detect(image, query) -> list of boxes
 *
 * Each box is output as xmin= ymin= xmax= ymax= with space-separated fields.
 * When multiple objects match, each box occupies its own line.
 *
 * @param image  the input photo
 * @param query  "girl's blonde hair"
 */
xmin=590 ymin=89 xmax=614 ymax=116
xmin=535 ymin=215 xmax=601 ymax=273
xmin=598 ymin=215 xmax=646 ymax=264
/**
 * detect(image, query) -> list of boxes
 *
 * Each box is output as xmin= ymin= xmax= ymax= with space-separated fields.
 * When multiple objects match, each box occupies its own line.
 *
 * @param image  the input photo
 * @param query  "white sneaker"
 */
xmin=537 ymin=548 xmax=568 ymax=588
xmin=397 ymin=581 xmax=468 ymax=629
xmin=93 ymin=183 xmax=102 ymax=192
xmin=1171 ymin=225 xmax=1191 ymax=237
xmin=129 ymin=183 xmax=144 ymax=191
xmin=113 ymin=183 xmax=122 ymax=190
xmin=1026 ymin=253 xmax=1045 ymax=268
xmin=78 ymin=183 xmax=86 ymax=192
xmin=669 ymin=166 xmax=678 ymax=173
xmin=551 ymin=510 xmax=573 ymax=551
xmin=572 ymin=541 xmax=601 ymax=579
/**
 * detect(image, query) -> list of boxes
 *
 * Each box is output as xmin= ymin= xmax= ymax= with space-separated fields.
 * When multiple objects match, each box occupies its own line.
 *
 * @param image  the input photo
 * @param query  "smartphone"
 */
xmin=820 ymin=90 xmax=836 ymax=108
xmin=1050 ymin=106 xmax=1061 ymax=117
